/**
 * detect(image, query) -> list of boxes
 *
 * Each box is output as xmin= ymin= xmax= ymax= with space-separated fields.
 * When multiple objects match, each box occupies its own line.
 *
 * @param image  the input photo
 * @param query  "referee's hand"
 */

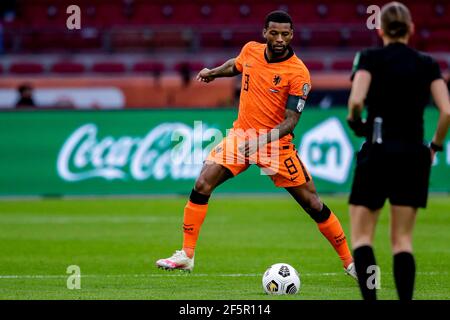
xmin=346 ymin=117 xmax=367 ymax=137
xmin=430 ymin=149 xmax=436 ymax=163
xmin=429 ymin=142 xmax=443 ymax=163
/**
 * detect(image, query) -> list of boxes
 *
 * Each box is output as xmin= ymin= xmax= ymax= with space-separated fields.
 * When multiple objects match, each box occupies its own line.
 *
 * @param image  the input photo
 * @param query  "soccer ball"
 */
xmin=262 ymin=263 xmax=300 ymax=295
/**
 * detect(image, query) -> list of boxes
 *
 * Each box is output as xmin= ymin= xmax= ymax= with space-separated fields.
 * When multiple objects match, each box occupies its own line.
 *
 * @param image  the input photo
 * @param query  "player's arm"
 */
xmin=269 ymin=108 xmax=300 ymax=140
xmin=239 ymin=97 xmax=302 ymax=156
xmin=196 ymin=59 xmax=241 ymax=83
xmin=429 ymin=78 xmax=450 ymax=155
xmin=262 ymin=98 xmax=302 ymax=145
xmin=347 ymin=70 xmax=371 ymax=136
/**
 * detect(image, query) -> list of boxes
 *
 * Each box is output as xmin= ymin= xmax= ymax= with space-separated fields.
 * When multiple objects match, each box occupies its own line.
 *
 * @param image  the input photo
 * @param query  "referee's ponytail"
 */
xmin=381 ymin=2 xmax=412 ymax=39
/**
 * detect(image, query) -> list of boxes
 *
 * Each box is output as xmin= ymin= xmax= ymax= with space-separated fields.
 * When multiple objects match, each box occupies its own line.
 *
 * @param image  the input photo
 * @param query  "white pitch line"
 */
xmin=0 ymin=216 xmax=180 ymax=224
xmin=0 ymin=215 xmax=229 ymax=224
xmin=0 ymin=274 xmax=259 ymax=279
xmin=0 ymin=271 xmax=446 ymax=280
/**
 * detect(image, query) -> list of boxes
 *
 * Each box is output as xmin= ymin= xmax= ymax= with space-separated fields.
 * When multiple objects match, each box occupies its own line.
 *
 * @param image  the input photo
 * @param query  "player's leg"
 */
xmin=156 ymin=161 xmax=233 ymax=271
xmin=286 ymin=182 xmax=355 ymax=275
xmin=157 ymin=130 xmax=250 ymax=271
xmin=349 ymin=205 xmax=381 ymax=300
xmin=261 ymin=146 xmax=355 ymax=277
xmin=390 ymin=205 xmax=417 ymax=300
xmin=182 ymin=161 xmax=234 ymax=258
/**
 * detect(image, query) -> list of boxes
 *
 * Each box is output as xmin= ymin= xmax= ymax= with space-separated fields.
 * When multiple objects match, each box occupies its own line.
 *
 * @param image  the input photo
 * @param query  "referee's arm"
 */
xmin=430 ymin=78 xmax=450 ymax=148
xmin=347 ymin=70 xmax=371 ymax=136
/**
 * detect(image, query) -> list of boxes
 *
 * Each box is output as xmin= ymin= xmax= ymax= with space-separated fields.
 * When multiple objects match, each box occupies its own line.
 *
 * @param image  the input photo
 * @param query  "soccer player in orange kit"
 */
xmin=156 ymin=11 xmax=356 ymax=279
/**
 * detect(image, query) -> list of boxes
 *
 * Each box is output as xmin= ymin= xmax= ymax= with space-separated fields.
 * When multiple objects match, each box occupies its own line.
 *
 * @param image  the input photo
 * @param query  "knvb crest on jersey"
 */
xmin=273 ymin=75 xmax=281 ymax=86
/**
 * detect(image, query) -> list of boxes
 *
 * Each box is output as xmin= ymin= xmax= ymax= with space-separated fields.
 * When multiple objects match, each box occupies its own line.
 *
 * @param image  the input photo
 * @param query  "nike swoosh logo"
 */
xmin=290 ymin=175 xmax=299 ymax=181
xmin=269 ymin=89 xmax=279 ymax=93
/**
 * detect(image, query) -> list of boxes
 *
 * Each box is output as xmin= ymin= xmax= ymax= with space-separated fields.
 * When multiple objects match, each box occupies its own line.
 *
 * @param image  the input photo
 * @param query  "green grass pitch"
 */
xmin=0 ymin=195 xmax=449 ymax=300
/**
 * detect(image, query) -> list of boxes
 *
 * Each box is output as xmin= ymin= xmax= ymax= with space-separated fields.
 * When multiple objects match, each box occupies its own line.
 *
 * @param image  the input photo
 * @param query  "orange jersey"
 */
xmin=234 ymin=41 xmax=312 ymax=144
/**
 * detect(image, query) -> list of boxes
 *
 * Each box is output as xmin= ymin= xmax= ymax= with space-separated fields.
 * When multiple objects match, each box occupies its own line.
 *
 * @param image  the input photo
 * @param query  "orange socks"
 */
xmin=182 ymin=200 xmax=208 ymax=258
xmin=317 ymin=212 xmax=353 ymax=268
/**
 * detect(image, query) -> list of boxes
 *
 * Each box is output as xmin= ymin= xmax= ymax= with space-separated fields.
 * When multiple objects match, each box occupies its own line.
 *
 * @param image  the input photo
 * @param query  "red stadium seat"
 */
xmin=9 ymin=62 xmax=44 ymax=74
xmin=200 ymin=31 xmax=232 ymax=48
xmin=174 ymin=61 xmax=205 ymax=73
xmin=331 ymin=59 xmax=354 ymax=72
xmin=409 ymin=3 xmax=449 ymax=29
xmin=111 ymin=30 xmax=154 ymax=51
xmin=289 ymin=3 xmax=318 ymax=24
xmin=424 ymin=30 xmax=450 ymax=52
xmin=65 ymin=29 xmax=103 ymax=52
xmin=308 ymin=30 xmax=344 ymax=48
xmin=437 ymin=60 xmax=449 ymax=72
xmin=97 ymin=2 xmax=131 ymax=26
xmin=132 ymin=61 xmax=165 ymax=74
xmin=4 ymin=0 xmax=449 ymax=54
xmin=302 ymin=60 xmax=325 ymax=72
xmin=51 ymin=62 xmax=85 ymax=74
xmin=152 ymin=30 xmax=192 ymax=49
xmin=92 ymin=62 xmax=126 ymax=73
xmin=227 ymin=31 xmax=263 ymax=48
xmin=347 ymin=29 xmax=378 ymax=48
xmin=132 ymin=3 xmax=166 ymax=25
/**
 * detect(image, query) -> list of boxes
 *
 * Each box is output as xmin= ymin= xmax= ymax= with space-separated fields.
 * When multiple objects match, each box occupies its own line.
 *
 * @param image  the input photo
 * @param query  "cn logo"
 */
xmin=300 ymin=118 xmax=353 ymax=183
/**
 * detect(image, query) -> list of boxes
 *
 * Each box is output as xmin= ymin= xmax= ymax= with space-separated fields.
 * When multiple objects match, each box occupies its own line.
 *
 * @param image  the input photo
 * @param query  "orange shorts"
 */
xmin=206 ymin=130 xmax=311 ymax=188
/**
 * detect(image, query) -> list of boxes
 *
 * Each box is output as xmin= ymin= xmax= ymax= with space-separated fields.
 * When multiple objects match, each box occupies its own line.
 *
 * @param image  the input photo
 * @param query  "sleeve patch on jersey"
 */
xmin=296 ymin=98 xmax=306 ymax=112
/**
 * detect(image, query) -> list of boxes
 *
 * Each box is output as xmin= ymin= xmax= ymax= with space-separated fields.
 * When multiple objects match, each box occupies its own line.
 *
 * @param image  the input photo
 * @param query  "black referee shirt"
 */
xmin=351 ymin=42 xmax=442 ymax=144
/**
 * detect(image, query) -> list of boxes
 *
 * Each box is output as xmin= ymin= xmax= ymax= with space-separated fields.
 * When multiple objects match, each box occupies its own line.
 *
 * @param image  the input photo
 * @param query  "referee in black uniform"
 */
xmin=347 ymin=1 xmax=450 ymax=300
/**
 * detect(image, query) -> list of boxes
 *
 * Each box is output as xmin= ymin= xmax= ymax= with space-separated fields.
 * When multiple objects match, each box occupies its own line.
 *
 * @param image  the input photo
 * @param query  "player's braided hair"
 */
xmin=381 ymin=1 xmax=412 ymax=39
xmin=264 ymin=10 xmax=293 ymax=29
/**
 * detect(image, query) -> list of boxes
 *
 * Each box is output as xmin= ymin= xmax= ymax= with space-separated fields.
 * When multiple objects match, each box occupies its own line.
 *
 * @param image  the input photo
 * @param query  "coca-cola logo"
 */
xmin=57 ymin=122 xmax=221 ymax=182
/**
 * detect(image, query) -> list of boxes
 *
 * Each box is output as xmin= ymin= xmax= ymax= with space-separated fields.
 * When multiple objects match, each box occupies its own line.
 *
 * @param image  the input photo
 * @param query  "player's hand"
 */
xmin=238 ymin=139 xmax=258 ymax=157
xmin=196 ymin=68 xmax=215 ymax=83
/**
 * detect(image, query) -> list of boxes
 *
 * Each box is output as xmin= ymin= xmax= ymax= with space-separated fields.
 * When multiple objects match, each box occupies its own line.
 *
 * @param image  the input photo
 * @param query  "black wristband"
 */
xmin=430 ymin=142 xmax=444 ymax=152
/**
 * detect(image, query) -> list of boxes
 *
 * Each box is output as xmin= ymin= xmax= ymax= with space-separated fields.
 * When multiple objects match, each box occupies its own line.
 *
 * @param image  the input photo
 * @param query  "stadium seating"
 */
xmin=1 ymin=1 xmax=448 ymax=78
xmin=302 ymin=60 xmax=325 ymax=72
xmin=9 ymin=62 xmax=45 ymax=74
xmin=438 ymin=60 xmax=449 ymax=73
xmin=50 ymin=62 xmax=86 ymax=74
xmin=92 ymin=62 xmax=126 ymax=73
xmin=2 ymin=0 xmax=449 ymax=54
xmin=2 ymin=55 xmax=447 ymax=77
xmin=331 ymin=59 xmax=354 ymax=72
xmin=132 ymin=61 xmax=165 ymax=74
xmin=174 ymin=61 xmax=205 ymax=73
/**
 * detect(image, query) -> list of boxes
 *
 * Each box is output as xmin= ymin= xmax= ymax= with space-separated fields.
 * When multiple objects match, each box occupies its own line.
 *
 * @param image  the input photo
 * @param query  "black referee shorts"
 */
xmin=349 ymin=142 xmax=432 ymax=210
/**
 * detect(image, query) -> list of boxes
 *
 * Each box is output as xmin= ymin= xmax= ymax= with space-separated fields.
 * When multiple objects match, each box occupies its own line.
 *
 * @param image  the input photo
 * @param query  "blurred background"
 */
xmin=1 ymin=0 xmax=449 ymax=109
xmin=0 ymin=0 xmax=449 ymax=196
